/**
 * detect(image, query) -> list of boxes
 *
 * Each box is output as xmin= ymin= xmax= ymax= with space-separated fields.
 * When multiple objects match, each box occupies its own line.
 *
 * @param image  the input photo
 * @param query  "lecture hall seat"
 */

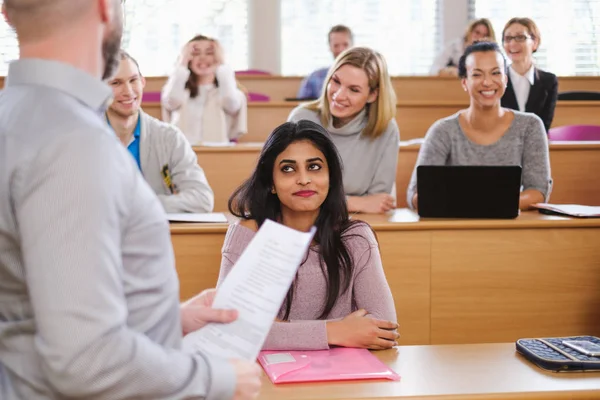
xmin=557 ymin=91 xmax=600 ymax=101
xmin=235 ymin=69 xmax=272 ymax=76
xmin=548 ymin=125 xmax=600 ymax=141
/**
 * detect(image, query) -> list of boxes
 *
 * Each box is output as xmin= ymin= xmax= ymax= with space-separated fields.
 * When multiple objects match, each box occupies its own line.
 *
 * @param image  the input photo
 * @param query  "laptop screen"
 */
xmin=417 ymin=165 xmax=522 ymax=219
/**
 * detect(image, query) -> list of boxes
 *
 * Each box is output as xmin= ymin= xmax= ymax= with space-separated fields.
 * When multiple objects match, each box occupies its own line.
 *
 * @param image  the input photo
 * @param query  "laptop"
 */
xmin=417 ymin=165 xmax=522 ymax=219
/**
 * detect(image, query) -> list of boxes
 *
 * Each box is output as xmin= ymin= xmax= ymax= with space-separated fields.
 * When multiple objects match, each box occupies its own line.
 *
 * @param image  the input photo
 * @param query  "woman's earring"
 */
xmin=271 ymin=187 xmax=276 ymax=194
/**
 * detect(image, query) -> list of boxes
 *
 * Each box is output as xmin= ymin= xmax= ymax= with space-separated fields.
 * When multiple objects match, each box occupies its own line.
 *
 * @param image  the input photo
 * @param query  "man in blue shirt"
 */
xmin=106 ymin=50 xmax=215 ymax=213
xmin=296 ymin=25 xmax=354 ymax=99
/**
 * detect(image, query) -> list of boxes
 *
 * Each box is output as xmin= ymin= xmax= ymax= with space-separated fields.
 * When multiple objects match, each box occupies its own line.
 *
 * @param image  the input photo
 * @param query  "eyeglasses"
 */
xmin=503 ymin=35 xmax=532 ymax=43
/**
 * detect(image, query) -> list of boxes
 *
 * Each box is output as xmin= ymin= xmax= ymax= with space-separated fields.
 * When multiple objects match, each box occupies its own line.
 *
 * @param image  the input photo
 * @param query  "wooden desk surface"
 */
xmin=170 ymin=209 xmax=600 ymax=234
xmin=257 ymin=343 xmax=600 ymax=400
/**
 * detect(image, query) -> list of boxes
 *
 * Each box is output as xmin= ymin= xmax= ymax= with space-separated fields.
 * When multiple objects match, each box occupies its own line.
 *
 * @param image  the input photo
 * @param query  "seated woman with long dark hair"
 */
xmin=217 ymin=120 xmax=398 ymax=351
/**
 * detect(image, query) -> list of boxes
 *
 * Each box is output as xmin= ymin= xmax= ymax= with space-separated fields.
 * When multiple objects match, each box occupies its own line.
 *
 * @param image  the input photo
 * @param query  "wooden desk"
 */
xmin=195 ymin=142 xmax=600 ymax=212
xmin=144 ymin=100 xmax=467 ymax=141
xmin=140 ymin=75 xmax=600 ymax=102
xmin=143 ymin=100 xmax=600 ymax=142
xmin=170 ymin=211 xmax=600 ymax=345
xmin=3 ymin=75 xmax=599 ymax=102
xmin=195 ymin=143 xmax=263 ymax=212
xmin=257 ymin=343 xmax=600 ymax=399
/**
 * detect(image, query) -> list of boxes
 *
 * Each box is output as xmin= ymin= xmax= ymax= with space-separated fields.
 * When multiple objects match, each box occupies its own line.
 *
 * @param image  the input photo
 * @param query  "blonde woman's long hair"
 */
xmin=302 ymin=46 xmax=396 ymax=139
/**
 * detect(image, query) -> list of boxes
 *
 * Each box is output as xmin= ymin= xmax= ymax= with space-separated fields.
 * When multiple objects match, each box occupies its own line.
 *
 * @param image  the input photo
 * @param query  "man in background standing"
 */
xmin=297 ymin=24 xmax=354 ymax=99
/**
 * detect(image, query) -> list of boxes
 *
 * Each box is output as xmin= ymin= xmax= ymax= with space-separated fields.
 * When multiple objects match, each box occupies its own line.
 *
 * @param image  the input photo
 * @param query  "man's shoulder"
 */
xmin=141 ymin=111 xmax=186 ymax=141
xmin=288 ymin=106 xmax=320 ymax=123
xmin=308 ymin=67 xmax=330 ymax=80
xmin=1 ymin=86 xmax=114 ymax=152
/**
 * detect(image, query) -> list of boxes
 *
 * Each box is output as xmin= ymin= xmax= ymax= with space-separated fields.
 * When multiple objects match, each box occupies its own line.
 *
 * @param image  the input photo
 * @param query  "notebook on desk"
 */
xmin=258 ymin=348 xmax=400 ymax=384
xmin=417 ymin=165 xmax=522 ymax=219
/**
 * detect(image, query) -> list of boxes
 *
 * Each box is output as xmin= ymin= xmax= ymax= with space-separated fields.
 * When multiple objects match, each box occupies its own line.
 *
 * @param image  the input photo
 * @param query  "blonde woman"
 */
xmin=430 ymin=18 xmax=496 ymax=76
xmin=288 ymin=47 xmax=399 ymax=214
xmin=161 ymin=35 xmax=247 ymax=144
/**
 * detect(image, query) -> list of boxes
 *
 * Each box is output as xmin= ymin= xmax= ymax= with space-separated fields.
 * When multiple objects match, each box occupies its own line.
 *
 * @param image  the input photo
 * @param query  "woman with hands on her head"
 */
xmin=288 ymin=47 xmax=400 ymax=214
xmin=162 ymin=34 xmax=247 ymax=144
xmin=408 ymin=41 xmax=552 ymax=212
xmin=218 ymin=120 xmax=399 ymax=351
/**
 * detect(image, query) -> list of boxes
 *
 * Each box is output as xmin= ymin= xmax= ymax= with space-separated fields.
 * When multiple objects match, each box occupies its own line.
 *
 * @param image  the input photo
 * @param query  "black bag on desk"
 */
xmin=516 ymin=336 xmax=600 ymax=372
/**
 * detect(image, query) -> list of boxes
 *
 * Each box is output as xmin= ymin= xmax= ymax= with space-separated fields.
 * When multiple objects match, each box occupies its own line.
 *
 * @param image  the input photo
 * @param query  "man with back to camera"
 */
xmin=106 ymin=50 xmax=215 ymax=213
xmin=296 ymin=24 xmax=353 ymax=99
xmin=0 ymin=0 xmax=260 ymax=399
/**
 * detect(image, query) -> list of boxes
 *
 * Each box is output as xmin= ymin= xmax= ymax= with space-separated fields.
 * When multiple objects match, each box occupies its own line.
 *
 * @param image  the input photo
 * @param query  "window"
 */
xmin=0 ymin=0 xmax=248 ymax=76
xmin=281 ymin=0 xmax=440 ymax=76
xmin=123 ymin=0 xmax=248 ymax=76
xmin=469 ymin=0 xmax=600 ymax=75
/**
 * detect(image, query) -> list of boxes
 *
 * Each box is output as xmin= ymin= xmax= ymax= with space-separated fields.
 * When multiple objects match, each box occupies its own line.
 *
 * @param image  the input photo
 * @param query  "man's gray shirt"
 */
xmin=0 ymin=59 xmax=234 ymax=399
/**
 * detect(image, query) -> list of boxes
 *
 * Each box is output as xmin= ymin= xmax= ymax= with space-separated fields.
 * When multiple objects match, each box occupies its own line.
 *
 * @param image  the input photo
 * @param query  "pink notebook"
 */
xmin=258 ymin=348 xmax=400 ymax=384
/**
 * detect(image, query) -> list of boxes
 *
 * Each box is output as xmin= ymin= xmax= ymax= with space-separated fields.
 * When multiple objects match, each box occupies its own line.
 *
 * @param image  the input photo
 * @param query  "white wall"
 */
xmin=441 ymin=0 xmax=469 ymax=46
xmin=248 ymin=0 xmax=470 ymax=74
xmin=248 ymin=0 xmax=281 ymax=72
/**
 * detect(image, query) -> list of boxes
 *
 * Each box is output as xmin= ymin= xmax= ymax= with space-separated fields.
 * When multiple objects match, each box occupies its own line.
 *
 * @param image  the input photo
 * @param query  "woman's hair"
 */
xmin=502 ymin=17 xmax=541 ymax=53
xmin=229 ymin=120 xmax=368 ymax=319
xmin=463 ymin=18 xmax=496 ymax=44
xmin=302 ymin=46 xmax=397 ymax=139
xmin=183 ymin=34 xmax=248 ymax=98
xmin=458 ymin=41 xmax=507 ymax=79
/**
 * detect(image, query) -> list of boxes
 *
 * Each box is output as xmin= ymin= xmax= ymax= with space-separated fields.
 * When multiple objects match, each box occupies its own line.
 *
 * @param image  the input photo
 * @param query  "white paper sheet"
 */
xmin=182 ymin=219 xmax=316 ymax=361
xmin=167 ymin=213 xmax=228 ymax=223
xmin=534 ymin=203 xmax=600 ymax=218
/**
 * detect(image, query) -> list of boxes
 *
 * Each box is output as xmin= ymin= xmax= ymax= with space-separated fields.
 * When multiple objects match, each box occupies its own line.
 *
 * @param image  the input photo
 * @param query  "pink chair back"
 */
xmin=247 ymin=92 xmax=270 ymax=102
xmin=548 ymin=125 xmax=600 ymax=141
xmin=142 ymin=92 xmax=161 ymax=102
xmin=235 ymin=69 xmax=272 ymax=76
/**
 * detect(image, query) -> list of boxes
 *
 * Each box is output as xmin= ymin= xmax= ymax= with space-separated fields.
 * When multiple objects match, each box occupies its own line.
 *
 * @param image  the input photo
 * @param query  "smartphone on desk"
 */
xmin=562 ymin=340 xmax=600 ymax=357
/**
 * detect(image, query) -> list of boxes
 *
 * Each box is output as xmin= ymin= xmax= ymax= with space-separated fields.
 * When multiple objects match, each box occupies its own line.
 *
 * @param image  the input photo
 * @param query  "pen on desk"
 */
xmin=161 ymin=164 xmax=176 ymax=194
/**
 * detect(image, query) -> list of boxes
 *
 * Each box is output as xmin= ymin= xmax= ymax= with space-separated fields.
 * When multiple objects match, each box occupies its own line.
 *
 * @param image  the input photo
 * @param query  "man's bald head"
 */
xmin=3 ymin=0 xmax=94 ymax=40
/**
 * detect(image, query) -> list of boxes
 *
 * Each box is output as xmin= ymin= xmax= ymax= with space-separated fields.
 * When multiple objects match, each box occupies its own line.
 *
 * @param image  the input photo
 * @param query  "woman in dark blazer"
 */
xmin=501 ymin=17 xmax=558 ymax=132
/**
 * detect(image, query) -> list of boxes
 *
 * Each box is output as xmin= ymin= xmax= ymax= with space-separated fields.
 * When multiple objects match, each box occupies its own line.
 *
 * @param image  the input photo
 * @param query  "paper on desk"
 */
xmin=167 ymin=213 xmax=228 ymax=223
xmin=533 ymin=203 xmax=600 ymax=218
xmin=182 ymin=219 xmax=316 ymax=361
xmin=199 ymin=141 xmax=235 ymax=147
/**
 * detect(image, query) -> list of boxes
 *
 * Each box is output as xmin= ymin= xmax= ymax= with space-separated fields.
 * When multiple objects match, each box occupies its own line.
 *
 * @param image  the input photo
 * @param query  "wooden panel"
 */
xmin=143 ymin=100 xmax=600 ymax=143
xmin=550 ymin=144 xmax=600 ymax=205
xmin=170 ymin=224 xmax=431 ymax=345
xmin=170 ymin=213 xmax=600 ymax=346
xmin=5 ymin=75 xmax=600 ymax=101
xmin=396 ymin=145 xmax=419 ymax=208
xmin=194 ymin=143 xmax=600 ymax=212
xmin=195 ymin=145 xmax=261 ymax=212
xmin=553 ymin=102 xmax=600 ymax=127
xmin=244 ymin=102 xmax=467 ymax=142
xmin=257 ymin=344 xmax=600 ymax=399
xmin=140 ymin=75 xmax=600 ymax=102
xmin=373 ymin=231 xmax=431 ymax=345
xmin=171 ymin=230 xmax=226 ymax=301
xmin=430 ymin=228 xmax=600 ymax=344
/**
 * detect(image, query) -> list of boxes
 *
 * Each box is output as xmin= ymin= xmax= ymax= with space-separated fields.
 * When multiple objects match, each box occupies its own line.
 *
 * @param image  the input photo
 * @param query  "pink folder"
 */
xmin=258 ymin=348 xmax=400 ymax=384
